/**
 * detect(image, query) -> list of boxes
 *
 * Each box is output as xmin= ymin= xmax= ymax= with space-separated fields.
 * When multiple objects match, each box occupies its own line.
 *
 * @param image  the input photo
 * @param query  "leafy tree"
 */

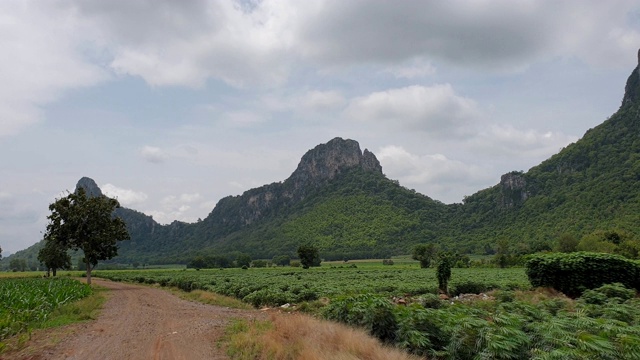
xmin=555 ymin=233 xmax=579 ymax=253
xmin=412 ymin=244 xmax=437 ymax=268
xmin=297 ymin=245 xmax=321 ymax=269
xmin=44 ymin=188 xmax=130 ymax=284
xmin=37 ymin=234 xmax=71 ymax=276
xmin=235 ymin=253 xmax=252 ymax=268
xmin=0 ymin=245 xmax=2 ymax=260
xmin=9 ymin=258 xmax=27 ymax=272
xmin=252 ymin=259 xmax=268 ymax=268
xmin=272 ymin=254 xmax=291 ymax=266
xmin=436 ymin=253 xmax=452 ymax=295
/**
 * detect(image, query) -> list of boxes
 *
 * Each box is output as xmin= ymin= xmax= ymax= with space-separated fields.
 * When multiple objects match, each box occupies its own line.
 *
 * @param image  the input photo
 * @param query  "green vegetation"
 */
xmin=0 ymin=277 xmax=92 ymax=344
xmin=94 ymin=267 xmax=529 ymax=308
xmin=525 ymin=252 xmax=640 ymax=297
xmin=43 ymin=187 xmax=130 ymax=284
xmin=324 ymin=284 xmax=640 ymax=359
xmin=297 ymin=245 xmax=321 ymax=269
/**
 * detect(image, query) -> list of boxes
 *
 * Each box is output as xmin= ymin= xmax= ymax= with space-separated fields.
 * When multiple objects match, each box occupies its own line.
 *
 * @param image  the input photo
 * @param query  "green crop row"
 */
xmin=94 ymin=267 xmax=530 ymax=307
xmin=324 ymin=283 xmax=640 ymax=359
xmin=0 ymin=277 xmax=92 ymax=341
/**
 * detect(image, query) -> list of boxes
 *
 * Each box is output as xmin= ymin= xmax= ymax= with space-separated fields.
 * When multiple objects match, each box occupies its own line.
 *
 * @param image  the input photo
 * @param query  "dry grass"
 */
xmin=225 ymin=312 xmax=420 ymax=360
xmin=175 ymin=289 xmax=252 ymax=310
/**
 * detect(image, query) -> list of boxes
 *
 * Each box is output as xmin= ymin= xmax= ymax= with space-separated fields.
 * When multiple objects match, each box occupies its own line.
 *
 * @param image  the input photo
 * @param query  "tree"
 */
xmin=436 ymin=253 xmax=452 ymax=295
xmin=297 ymin=245 xmax=321 ymax=269
xmin=412 ymin=244 xmax=437 ymax=268
xmin=0 ymin=245 xmax=2 ymax=260
xmin=272 ymin=254 xmax=291 ymax=267
xmin=38 ymin=234 xmax=71 ymax=276
xmin=555 ymin=233 xmax=579 ymax=253
xmin=44 ymin=188 xmax=130 ymax=284
xmin=235 ymin=253 xmax=252 ymax=268
xmin=9 ymin=258 xmax=27 ymax=272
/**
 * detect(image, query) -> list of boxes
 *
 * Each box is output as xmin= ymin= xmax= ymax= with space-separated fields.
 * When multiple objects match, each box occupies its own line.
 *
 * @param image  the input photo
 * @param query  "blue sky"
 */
xmin=1 ymin=0 xmax=639 ymax=254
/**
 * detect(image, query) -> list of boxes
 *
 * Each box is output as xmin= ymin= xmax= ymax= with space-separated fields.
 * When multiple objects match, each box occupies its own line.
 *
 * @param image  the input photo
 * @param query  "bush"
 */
xmin=525 ymin=252 xmax=640 ymax=297
xmin=418 ymin=293 xmax=443 ymax=309
xmin=579 ymin=283 xmax=636 ymax=305
xmin=323 ymin=294 xmax=397 ymax=343
xmin=450 ymin=281 xmax=498 ymax=296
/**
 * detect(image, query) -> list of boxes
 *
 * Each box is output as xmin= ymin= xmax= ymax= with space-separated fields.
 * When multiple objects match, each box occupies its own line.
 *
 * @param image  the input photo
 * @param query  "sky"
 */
xmin=1 ymin=0 xmax=640 ymax=255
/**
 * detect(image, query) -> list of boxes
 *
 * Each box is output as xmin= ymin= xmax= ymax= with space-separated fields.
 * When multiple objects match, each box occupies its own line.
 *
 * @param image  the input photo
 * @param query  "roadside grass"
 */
xmin=40 ymin=284 xmax=107 ymax=328
xmin=172 ymin=288 xmax=252 ymax=310
xmin=223 ymin=312 xmax=420 ymax=360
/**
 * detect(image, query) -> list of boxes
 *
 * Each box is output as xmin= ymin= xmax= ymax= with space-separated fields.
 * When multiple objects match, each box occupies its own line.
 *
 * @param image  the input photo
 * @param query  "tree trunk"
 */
xmin=53 ymin=268 xmax=57 ymax=277
xmin=86 ymin=260 xmax=92 ymax=285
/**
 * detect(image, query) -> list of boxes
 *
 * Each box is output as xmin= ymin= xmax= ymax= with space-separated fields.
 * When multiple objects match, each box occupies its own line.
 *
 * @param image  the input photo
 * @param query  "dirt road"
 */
xmin=5 ymin=279 xmax=261 ymax=360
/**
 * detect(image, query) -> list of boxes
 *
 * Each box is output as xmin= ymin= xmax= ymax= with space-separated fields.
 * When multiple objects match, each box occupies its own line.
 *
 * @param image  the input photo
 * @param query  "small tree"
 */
xmin=9 ymin=258 xmax=27 ymax=272
xmin=236 ymin=253 xmax=252 ymax=268
xmin=297 ymin=245 xmax=321 ymax=269
xmin=436 ymin=253 xmax=452 ymax=295
xmin=556 ymin=233 xmax=579 ymax=253
xmin=412 ymin=244 xmax=437 ymax=268
xmin=272 ymin=254 xmax=291 ymax=267
xmin=44 ymin=188 xmax=130 ymax=284
xmin=37 ymin=235 xmax=71 ymax=276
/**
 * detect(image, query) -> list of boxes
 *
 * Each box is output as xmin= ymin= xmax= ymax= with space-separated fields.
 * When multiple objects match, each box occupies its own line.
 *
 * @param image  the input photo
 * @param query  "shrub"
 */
xmin=418 ymin=293 xmax=443 ymax=309
xmin=579 ymin=283 xmax=636 ymax=305
xmin=450 ymin=281 xmax=497 ymax=296
xmin=323 ymin=294 xmax=397 ymax=343
xmin=525 ymin=252 xmax=640 ymax=297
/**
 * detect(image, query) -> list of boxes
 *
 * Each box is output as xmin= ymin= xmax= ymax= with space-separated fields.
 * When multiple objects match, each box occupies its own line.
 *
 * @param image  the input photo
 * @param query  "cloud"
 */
xmin=382 ymin=58 xmax=436 ymax=79
xmin=344 ymin=84 xmax=481 ymax=137
xmin=73 ymin=0 xmax=294 ymax=88
xmin=140 ymin=146 xmax=168 ymax=163
xmin=302 ymin=90 xmax=346 ymax=111
xmin=473 ymin=124 xmax=578 ymax=159
xmin=0 ymin=1 xmax=106 ymax=137
xmin=377 ymin=145 xmax=492 ymax=203
xmin=294 ymin=0 xmax=640 ymax=71
xmin=147 ymin=192 xmax=203 ymax=224
xmin=101 ymin=184 xmax=148 ymax=206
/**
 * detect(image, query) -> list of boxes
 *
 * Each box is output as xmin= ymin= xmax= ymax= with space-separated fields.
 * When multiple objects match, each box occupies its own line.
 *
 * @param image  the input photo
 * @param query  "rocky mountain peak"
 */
xmin=75 ymin=177 xmax=103 ymax=197
xmin=286 ymin=137 xmax=383 ymax=190
xmin=621 ymin=49 xmax=640 ymax=107
xmin=498 ymin=171 xmax=528 ymax=208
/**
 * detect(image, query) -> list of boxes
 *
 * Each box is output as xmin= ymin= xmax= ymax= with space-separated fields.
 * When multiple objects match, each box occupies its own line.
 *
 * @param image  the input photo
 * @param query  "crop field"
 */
xmin=94 ymin=266 xmax=529 ymax=307
xmin=0 ymin=277 xmax=92 ymax=342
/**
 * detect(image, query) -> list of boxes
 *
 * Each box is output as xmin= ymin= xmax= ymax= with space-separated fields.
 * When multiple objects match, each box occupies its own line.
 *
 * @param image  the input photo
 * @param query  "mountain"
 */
xmin=111 ymin=137 xmax=449 ymax=263
xmin=3 ymin=57 xmax=640 ymax=267
xmin=450 ymin=61 xmax=640 ymax=252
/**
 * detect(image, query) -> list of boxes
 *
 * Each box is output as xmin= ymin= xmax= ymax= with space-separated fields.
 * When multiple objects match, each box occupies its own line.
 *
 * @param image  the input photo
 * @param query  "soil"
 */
xmin=1 ymin=279 xmax=263 ymax=360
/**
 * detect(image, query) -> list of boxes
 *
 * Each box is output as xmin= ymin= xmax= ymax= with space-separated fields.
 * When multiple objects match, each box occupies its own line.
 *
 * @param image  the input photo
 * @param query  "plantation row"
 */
xmin=94 ymin=267 xmax=530 ymax=307
xmin=0 ymin=277 xmax=91 ymax=342
xmin=325 ymin=283 xmax=640 ymax=359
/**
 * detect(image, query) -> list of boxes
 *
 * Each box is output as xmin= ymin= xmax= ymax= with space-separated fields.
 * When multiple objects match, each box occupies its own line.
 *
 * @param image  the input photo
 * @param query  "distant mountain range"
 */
xmin=4 ymin=61 xmax=639 ymax=267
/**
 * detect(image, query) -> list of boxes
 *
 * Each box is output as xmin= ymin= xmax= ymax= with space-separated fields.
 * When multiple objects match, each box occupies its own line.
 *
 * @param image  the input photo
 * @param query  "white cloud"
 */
xmin=147 ymin=192 xmax=204 ymax=224
xmin=0 ymin=1 xmax=106 ymax=137
xmin=74 ymin=0 xmax=294 ymax=88
xmin=344 ymin=84 xmax=481 ymax=137
xmin=302 ymin=90 xmax=346 ymax=111
xmin=377 ymin=145 xmax=492 ymax=203
xmin=473 ymin=124 xmax=578 ymax=158
xmin=101 ymin=184 xmax=148 ymax=206
xmin=140 ymin=146 xmax=168 ymax=163
xmin=382 ymin=58 xmax=436 ymax=79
